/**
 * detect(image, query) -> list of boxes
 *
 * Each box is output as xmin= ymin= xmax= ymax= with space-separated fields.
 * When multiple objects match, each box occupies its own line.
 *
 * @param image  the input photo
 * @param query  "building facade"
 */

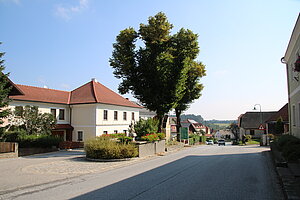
xmin=6 ymin=79 xmax=141 ymax=142
xmin=283 ymin=14 xmax=300 ymax=139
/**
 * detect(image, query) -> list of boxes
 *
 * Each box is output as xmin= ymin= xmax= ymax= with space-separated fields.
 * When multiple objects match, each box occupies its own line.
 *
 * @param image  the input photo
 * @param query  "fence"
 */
xmin=0 ymin=142 xmax=18 ymax=158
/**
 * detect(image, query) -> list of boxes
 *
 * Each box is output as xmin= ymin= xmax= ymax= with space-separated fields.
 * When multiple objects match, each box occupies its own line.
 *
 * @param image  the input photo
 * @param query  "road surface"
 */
xmin=1 ymin=144 xmax=284 ymax=200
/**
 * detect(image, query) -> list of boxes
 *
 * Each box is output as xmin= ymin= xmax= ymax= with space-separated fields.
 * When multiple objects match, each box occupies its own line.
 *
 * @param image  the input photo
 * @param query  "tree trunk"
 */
xmin=157 ymin=113 xmax=164 ymax=133
xmin=175 ymin=109 xmax=182 ymax=133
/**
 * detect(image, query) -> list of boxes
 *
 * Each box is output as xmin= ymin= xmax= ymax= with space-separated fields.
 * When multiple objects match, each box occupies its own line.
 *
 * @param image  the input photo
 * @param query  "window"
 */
xmin=59 ymin=109 xmax=65 ymax=120
xmin=77 ymin=131 xmax=83 ymax=141
xmin=123 ymin=130 xmax=127 ymax=134
xmin=250 ymin=130 xmax=255 ymax=135
xmin=132 ymin=112 xmax=135 ymax=120
xmin=15 ymin=106 xmax=23 ymax=117
xmin=103 ymin=110 xmax=108 ymax=120
xmin=123 ymin=112 xmax=127 ymax=120
xmin=293 ymin=105 xmax=296 ymax=126
xmin=114 ymin=130 xmax=118 ymax=134
xmin=51 ymin=108 xmax=56 ymax=117
xmin=114 ymin=111 xmax=118 ymax=120
xmin=103 ymin=131 xmax=108 ymax=135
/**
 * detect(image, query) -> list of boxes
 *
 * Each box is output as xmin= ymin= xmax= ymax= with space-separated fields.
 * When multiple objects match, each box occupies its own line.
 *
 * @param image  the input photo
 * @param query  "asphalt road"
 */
xmin=2 ymin=144 xmax=284 ymax=200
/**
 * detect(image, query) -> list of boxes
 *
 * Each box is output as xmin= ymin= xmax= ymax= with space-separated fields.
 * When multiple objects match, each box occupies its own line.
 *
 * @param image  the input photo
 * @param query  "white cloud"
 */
xmin=54 ymin=0 xmax=89 ymax=21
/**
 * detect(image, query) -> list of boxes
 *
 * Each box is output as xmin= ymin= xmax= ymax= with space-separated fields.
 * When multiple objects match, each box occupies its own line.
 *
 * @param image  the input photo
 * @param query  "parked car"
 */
xmin=218 ymin=139 xmax=225 ymax=146
xmin=206 ymin=140 xmax=214 ymax=145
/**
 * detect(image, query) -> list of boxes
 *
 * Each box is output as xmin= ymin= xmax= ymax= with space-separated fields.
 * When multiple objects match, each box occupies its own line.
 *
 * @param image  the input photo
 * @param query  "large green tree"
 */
xmin=0 ymin=44 xmax=11 ymax=131
xmin=174 ymin=60 xmax=206 ymax=133
xmin=110 ymin=12 xmax=204 ymax=131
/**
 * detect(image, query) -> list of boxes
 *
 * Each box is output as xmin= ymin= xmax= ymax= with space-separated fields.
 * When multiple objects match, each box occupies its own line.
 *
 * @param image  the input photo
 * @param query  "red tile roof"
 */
xmin=9 ymin=80 xmax=141 ymax=108
xmin=70 ymin=80 xmax=141 ymax=108
xmin=11 ymin=84 xmax=70 ymax=104
xmin=266 ymin=103 xmax=289 ymax=122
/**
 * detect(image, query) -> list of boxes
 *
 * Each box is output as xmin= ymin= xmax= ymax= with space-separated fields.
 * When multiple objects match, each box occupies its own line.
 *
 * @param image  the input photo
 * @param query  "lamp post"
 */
xmin=253 ymin=104 xmax=267 ymax=145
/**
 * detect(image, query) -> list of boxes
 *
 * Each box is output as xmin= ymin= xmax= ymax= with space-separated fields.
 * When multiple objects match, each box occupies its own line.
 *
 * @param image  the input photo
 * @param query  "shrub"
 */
xmin=245 ymin=135 xmax=252 ymax=142
xmin=189 ymin=138 xmax=195 ymax=145
xmin=157 ymin=133 xmax=166 ymax=140
xmin=118 ymin=136 xmax=133 ymax=144
xmin=18 ymin=134 xmax=63 ymax=148
xmin=141 ymin=133 xmax=159 ymax=142
xmin=1 ymin=129 xmax=27 ymax=142
xmin=85 ymin=137 xmax=138 ymax=159
xmin=275 ymin=134 xmax=300 ymax=162
xmin=133 ymin=118 xmax=159 ymax=137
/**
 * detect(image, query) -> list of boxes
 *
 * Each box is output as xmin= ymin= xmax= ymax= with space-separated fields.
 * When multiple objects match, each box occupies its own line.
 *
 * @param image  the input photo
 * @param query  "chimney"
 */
xmin=91 ymin=78 xmax=98 ymax=83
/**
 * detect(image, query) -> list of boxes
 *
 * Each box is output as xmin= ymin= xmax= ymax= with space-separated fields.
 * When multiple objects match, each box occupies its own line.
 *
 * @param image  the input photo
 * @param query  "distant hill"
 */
xmin=172 ymin=114 xmax=237 ymax=131
xmin=180 ymin=114 xmax=204 ymax=123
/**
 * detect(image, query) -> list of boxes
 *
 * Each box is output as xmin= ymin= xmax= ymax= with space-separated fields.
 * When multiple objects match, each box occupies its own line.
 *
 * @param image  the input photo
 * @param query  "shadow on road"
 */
xmin=69 ymin=152 xmax=281 ymax=200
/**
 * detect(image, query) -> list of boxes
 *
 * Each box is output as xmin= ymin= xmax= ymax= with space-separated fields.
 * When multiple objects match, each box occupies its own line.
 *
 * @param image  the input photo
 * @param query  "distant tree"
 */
xmin=0 ymin=44 xmax=12 ymax=138
xmin=110 ymin=12 xmax=203 ymax=131
xmin=229 ymin=123 xmax=239 ymax=140
xmin=275 ymin=117 xmax=284 ymax=135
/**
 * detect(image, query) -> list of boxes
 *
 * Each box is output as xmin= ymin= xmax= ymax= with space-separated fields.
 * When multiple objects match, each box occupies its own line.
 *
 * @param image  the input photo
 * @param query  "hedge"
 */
xmin=85 ymin=136 xmax=138 ymax=159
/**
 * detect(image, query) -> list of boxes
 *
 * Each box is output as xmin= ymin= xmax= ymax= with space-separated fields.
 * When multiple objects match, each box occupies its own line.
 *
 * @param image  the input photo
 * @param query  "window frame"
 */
xmin=114 ymin=111 xmax=118 ymax=121
xmin=77 ymin=130 xmax=83 ymax=142
xmin=59 ymin=109 xmax=65 ymax=120
xmin=103 ymin=110 xmax=108 ymax=120
xmin=50 ymin=108 xmax=56 ymax=118
xmin=123 ymin=112 xmax=127 ymax=120
xmin=132 ymin=112 xmax=135 ymax=120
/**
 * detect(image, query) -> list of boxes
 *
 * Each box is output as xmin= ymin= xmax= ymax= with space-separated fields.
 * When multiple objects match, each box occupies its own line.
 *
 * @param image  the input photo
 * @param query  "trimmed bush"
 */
xmin=274 ymin=134 xmax=300 ymax=162
xmin=85 ymin=136 xmax=138 ymax=159
xmin=2 ymin=130 xmax=62 ymax=148
xmin=18 ymin=134 xmax=63 ymax=148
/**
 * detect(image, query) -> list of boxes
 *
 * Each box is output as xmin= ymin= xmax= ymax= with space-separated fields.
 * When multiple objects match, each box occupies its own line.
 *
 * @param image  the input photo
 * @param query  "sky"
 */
xmin=1 ymin=0 xmax=299 ymax=120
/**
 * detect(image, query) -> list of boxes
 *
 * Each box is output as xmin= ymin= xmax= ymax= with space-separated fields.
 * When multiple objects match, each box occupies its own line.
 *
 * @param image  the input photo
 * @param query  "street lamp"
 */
xmin=253 ymin=104 xmax=262 ymax=125
xmin=253 ymin=104 xmax=267 ymax=145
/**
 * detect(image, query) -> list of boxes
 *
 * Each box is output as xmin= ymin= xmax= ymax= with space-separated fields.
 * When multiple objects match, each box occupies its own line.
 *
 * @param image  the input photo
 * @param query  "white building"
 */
xmin=6 ymin=78 xmax=141 ymax=142
xmin=283 ymin=14 xmax=300 ymax=139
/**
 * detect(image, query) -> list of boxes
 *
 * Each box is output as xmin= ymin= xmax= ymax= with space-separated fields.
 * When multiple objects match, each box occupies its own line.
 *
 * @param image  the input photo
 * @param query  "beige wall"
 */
xmin=71 ymin=104 xmax=96 ymax=141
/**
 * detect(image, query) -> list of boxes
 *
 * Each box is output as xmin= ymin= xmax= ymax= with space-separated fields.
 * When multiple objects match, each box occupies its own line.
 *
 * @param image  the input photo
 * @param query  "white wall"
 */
xmin=9 ymin=100 xmax=70 ymax=124
xmin=95 ymin=104 xmax=139 ymax=136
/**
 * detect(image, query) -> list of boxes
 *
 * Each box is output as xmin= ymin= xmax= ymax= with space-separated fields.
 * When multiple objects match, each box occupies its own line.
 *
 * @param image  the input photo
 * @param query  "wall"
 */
xmin=285 ymin=15 xmax=300 ymax=139
xmin=71 ymin=104 xmax=96 ymax=141
xmin=95 ymin=104 xmax=139 ymax=136
xmin=8 ymin=100 xmax=70 ymax=125
xmin=137 ymin=140 xmax=165 ymax=157
xmin=0 ymin=142 xmax=18 ymax=158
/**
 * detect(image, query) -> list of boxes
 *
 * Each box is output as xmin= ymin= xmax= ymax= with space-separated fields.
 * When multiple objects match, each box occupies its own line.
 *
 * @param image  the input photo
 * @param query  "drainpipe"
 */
xmin=281 ymin=57 xmax=291 ymax=135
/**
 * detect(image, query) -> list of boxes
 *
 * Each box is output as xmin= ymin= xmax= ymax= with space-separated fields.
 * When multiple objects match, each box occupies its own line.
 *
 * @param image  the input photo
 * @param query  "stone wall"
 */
xmin=137 ymin=140 xmax=165 ymax=157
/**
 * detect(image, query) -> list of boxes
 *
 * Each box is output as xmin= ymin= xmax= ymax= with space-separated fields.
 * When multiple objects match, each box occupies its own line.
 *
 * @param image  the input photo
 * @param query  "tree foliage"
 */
xmin=0 ymin=44 xmax=11 ymax=127
xmin=110 ymin=12 xmax=205 ymax=131
xmin=8 ymin=105 xmax=57 ymax=135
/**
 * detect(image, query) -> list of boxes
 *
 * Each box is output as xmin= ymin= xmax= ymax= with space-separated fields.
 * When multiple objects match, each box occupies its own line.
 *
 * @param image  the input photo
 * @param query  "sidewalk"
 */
xmin=276 ymin=163 xmax=300 ymax=200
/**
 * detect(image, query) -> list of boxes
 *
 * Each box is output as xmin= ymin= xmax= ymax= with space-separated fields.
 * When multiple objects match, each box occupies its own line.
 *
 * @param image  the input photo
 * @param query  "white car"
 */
xmin=206 ymin=140 xmax=214 ymax=145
